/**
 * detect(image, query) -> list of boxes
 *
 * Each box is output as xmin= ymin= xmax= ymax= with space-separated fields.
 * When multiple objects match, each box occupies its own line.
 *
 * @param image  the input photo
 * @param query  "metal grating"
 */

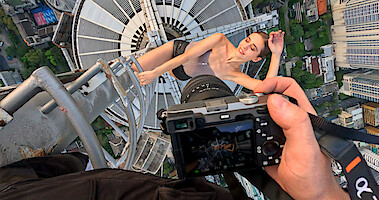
xmin=131 ymin=0 xmax=142 ymax=13
xmin=173 ymin=0 xmax=182 ymax=7
xmin=92 ymin=0 xmax=129 ymax=24
xmin=196 ymin=0 xmax=235 ymax=23
xmin=115 ymin=0 xmax=135 ymax=18
xmin=202 ymin=7 xmax=241 ymax=29
xmin=78 ymin=38 xmax=119 ymax=54
xmin=78 ymin=18 xmax=121 ymax=40
xmin=189 ymin=0 xmax=212 ymax=16
xmin=79 ymin=52 xmax=120 ymax=69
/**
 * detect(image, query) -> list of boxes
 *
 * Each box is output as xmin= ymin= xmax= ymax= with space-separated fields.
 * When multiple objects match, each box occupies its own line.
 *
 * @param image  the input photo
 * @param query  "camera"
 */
xmin=158 ymin=75 xmax=289 ymax=178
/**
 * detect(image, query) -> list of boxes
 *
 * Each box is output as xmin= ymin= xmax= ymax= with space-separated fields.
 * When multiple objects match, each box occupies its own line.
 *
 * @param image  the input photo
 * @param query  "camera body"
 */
xmin=160 ymin=94 xmax=286 ymax=178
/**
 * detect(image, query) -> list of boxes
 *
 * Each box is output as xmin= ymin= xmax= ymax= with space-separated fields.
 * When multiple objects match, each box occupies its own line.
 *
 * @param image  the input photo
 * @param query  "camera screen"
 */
xmin=178 ymin=120 xmax=254 ymax=177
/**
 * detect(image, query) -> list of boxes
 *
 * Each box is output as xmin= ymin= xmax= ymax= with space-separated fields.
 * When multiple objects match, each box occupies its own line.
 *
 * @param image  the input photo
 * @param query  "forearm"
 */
xmin=229 ymin=72 xmax=263 ymax=91
xmin=153 ymin=54 xmax=188 ymax=75
xmin=266 ymin=53 xmax=281 ymax=78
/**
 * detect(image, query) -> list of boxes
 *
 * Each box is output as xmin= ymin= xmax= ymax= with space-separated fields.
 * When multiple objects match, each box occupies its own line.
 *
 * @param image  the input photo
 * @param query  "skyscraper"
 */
xmin=331 ymin=0 xmax=379 ymax=69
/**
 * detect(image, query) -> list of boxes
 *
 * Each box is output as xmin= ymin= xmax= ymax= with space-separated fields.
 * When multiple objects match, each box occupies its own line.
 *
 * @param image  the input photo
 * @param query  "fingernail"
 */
xmin=271 ymin=94 xmax=289 ymax=110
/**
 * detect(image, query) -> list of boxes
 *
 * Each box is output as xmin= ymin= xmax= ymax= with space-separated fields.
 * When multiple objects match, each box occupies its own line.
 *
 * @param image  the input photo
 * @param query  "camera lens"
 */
xmin=181 ymin=75 xmax=233 ymax=103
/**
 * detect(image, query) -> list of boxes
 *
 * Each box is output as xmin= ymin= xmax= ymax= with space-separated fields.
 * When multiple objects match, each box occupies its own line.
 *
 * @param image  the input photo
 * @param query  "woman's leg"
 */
xmin=132 ymin=41 xmax=174 ymax=72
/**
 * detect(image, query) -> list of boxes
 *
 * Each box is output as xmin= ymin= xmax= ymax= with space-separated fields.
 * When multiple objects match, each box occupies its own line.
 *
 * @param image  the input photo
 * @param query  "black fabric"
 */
xmin=0 ymin=152 xmax=89 ymax=191
xmin=172 ymin=40 xmax=192 ymax=81
xmin=0 ymin=153 xmax=233 ymax=200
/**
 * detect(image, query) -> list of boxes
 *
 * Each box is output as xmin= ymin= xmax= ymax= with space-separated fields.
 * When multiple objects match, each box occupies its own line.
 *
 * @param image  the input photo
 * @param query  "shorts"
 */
xmin=171 ymin=40 xmax=192 ymax=81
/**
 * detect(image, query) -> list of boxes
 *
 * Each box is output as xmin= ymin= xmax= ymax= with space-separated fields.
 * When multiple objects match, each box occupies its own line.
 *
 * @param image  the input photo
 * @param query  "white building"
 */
xmin=320 ymin=44 xmax=336 ymax=83
xmin=341 ymin=70 xmax=379 ymax=103
xmin=346 ymin=104 xmax=364 ymax=129
xmin=331 ymin=0 xmax=379 ymax=70
xmin=304 ymin=44 xmax=336 ymax=83
xmin=338 ymin=111 xmax=354 ymax=129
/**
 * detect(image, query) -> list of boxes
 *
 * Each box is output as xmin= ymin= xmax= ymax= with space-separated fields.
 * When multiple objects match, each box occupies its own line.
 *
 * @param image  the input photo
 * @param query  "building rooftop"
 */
xmin=311 ymin=57 xmax=320 ymax=75
xmin=317 ymin=0 xmax=327 ymax=15
xmin=20 ymin=21 xmax=35 ymax=36
xmin=363 ymin=102 xmax=379 ymax=109
xmin=321 ymin=44 xmax=333 ymax=57
xmin=365 ymin=126 xmax=379 ymax=135
xmin=339 ymin=111 xmax=352 ymax=119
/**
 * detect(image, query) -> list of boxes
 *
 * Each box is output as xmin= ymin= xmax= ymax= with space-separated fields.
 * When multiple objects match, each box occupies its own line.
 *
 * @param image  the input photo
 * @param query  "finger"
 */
xmin=269 ymin=32 xmax=274 ymax=40
xmin=254 ymin=77 xmax=316 ymax=115
xmin=268 ymin=34 xmax=274 ymax=43
xmin=267 ymin=94 xmax=317 ymax=146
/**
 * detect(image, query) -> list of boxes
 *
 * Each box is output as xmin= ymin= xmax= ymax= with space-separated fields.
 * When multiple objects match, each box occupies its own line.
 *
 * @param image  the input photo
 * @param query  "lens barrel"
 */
xmin=181 ymin=75 xmax=233 ymax=103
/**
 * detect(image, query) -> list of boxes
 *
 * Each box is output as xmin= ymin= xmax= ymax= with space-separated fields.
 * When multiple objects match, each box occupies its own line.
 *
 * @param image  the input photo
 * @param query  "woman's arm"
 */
xmin=138 ymin=33 xmax=226 ymax=85
xmin=224 ymin=71 xmax=262 ymax=91
xmin=266 ymin=53 xmax=281 ymax=78
xmin=266 ymin=31 xmax=285 ymax=78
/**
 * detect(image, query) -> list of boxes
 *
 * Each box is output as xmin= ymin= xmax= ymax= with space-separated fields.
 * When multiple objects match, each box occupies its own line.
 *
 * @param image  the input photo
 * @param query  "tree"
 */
xmin=8 ymin=31 xmax=19 ymax=45
xmin=290 ymin=24 xmax=304 ymax=39
xmin=22 ymin=49 xmax=48 ymax=68
xmin=45 ymin=46 xmax=68 ymax=67
xmin=21 ymin=66 xmax=37 ymax=79
xmin=285 ymin=35 xmax=294 ymax=44
xmin=336 ymin=71 xmax=343 ymax=88
xmin=290 ymin=19 xmax=298 ymax=26
xmin=287 ymin=42 xmax=306 ymax=58
xmin=291 ymin=61 xmax=323 ymax=89
xmin=16 ymin=44 xmax=30 ymax=58
xmin=5 ymin=46 xmax=17 ymax=58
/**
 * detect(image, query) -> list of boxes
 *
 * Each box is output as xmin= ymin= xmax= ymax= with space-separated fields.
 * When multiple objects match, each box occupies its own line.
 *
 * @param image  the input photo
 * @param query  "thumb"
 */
xmin=267 ymin=94 xmax=316 ymax=146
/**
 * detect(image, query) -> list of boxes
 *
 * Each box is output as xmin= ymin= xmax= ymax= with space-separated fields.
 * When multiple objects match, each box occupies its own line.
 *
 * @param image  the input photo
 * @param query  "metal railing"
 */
xmin=0 ymin=55 xmax=155 ymax=170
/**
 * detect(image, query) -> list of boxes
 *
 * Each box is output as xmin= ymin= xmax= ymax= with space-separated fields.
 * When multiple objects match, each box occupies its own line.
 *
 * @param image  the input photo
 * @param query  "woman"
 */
xmin=135 ymin=30 xmax=284 ymax=91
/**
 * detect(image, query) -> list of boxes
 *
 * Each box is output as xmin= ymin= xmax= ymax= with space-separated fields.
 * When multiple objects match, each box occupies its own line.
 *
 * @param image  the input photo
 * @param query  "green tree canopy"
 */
xmin=5 ymin=46 xmax=17 ymax=58
xmin=45 ymin=46 xmax=68 ymax=67
xmin=291 ymin=61 xmax=323 ymax=89
xmin=21 ymin=49 xmax=48 ymax=68
xmin=290 ymin=24 xmax=304 ymax=39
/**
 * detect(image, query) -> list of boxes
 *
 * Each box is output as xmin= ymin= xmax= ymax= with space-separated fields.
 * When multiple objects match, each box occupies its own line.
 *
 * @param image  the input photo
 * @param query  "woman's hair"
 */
xmin=256 ymin=32 xmax=270 ymax=58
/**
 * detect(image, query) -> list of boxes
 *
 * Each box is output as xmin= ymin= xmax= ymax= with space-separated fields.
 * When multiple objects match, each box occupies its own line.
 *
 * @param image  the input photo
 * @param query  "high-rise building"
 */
xmin=341 ymin=70 xmax=379 ymax=103
xmin=331 ymin=0 xmax=379 ymax=69
xmin=362 ymin=102 xmax=379 ymax=126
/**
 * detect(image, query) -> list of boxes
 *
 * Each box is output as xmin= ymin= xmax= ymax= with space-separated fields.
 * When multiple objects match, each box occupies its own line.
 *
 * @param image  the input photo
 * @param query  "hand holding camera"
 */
xmin=159 ymin=75 xmax=350 ymax=200
xmin=254 ymin=77 xmax=349 ymax=200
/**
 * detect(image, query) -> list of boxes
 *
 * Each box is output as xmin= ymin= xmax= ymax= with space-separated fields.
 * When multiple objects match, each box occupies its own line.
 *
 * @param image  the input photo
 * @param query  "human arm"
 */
xmin=223 ymin=71 xmax=262 ymax=91
xmin=138 ymin=33 xmax=226 ymax=85
xmin=254 ymin=77 xmax=350 ymax=200
xmin=266 ymin=31 xmax=284 ymax=78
